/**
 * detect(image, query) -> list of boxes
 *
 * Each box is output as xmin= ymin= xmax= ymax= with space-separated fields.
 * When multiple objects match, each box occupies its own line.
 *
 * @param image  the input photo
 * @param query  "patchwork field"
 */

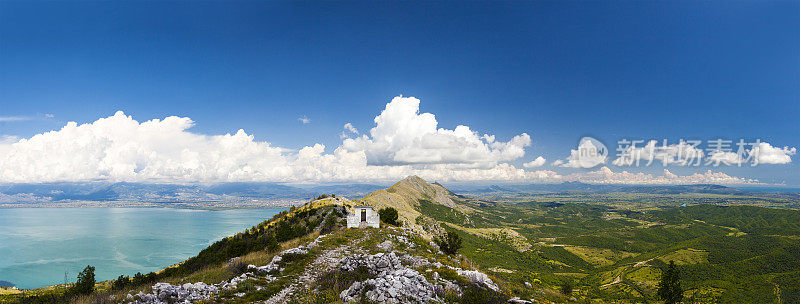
xmin=424 ymin=192 xmax=800 ymax=303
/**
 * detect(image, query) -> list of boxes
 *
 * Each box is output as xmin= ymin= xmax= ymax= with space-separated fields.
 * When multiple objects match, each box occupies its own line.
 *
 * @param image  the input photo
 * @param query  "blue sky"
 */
xmin=0 ymin=1 xmax=797 ymax=185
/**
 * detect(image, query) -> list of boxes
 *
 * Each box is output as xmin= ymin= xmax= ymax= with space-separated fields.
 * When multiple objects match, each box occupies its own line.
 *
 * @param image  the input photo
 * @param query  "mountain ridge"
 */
xmin=5 ymin=175 xmax=800 ymax=304
xmin=356 ymin=175 xmax=472 ymax=238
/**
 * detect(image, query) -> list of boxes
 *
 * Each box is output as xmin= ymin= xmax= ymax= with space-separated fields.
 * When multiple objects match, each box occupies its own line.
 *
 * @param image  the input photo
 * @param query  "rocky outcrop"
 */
xmin=338 ymin=252 xmax=440 ymax=303
xmin=123 ymin=245 xmax=305 ymax=304
xmin=124 ymin=267 xmax=276 ymax=304
xmin=458 ymin=270 xmax=500 ymax=292
xmin=508 ymin=297 xmax=534 ymax=304
xmin=263 ymin=235 xmax=354 ymax=304
xmin=126 ymin=282 xmax=218 ymax=304
xmin=336 ymin=250 xmax=504 ymax=303
xmin=121 ymin=198 xmax=505 ymax=304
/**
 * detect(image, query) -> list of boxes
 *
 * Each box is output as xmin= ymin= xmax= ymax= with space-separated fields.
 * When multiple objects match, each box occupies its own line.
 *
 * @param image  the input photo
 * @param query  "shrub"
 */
xmin=321 ymin=212 xmax=338 ymax=234
xmin=276 ymin=221 xmax=306 ymax=243
xmin=131 ymin=272 xmax=145 ymax=285
xmin=435 ymin=231 xmax=463 ymax=255
xmin=460 ymin=283 xmax=507 ymax=304
xmin=316 ymin=266 xmax=372 ymax=293
xmin=227 ymin=257 xmax=247 ymax=276
xmin=434 ymin=268 xmax=470 ymax=285
xmin=378 ymin=207 xmax=401 ymax=226
xmin=279 ymin=252 xmax=308 ymax=264
xmin=72 ymin=265 xmax=95 ymax=295
xmin=112 ymin=275 xmax=129 ymax=290
xmin=235 ymin=279 xmax=258 ymax=294
xmin=264 ymin=234 xmax=281 ymax=253
xmin=560 ymin=281 xmax=573 ymax=295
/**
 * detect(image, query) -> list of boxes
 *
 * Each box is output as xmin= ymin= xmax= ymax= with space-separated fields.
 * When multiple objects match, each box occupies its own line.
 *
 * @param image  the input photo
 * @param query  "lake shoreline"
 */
xmin=0 ymin=207 xmax=286 ymax=289
xmin=0 ymin=200 xmax=299 ymax=211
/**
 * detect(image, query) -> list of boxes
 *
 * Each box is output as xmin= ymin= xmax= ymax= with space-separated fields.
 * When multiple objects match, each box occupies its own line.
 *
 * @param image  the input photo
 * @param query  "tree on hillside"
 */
xmin=264 ymin=233 xmax=281 ymax=252
xmin=435 ymin=231 xmax=463 ymax=255
xmin=73 ymin=265 xmax=95 ymax=295
xmin=112 ymin=275 xmax=129 ymax=290
xmin=657 ymin=260 xmax=683 ymax=304
xmin=321 ymin=212 xmax=338 ymax=234
xmin=378 ymin=207 xmax=400 ymax=226
xmin=132 ymin=272 xmax=145 ymax=284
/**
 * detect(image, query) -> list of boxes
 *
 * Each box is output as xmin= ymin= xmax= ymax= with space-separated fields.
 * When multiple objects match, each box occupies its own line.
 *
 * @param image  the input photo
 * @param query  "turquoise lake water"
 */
xmin=0 ymin=207 xmax=284 ymax=289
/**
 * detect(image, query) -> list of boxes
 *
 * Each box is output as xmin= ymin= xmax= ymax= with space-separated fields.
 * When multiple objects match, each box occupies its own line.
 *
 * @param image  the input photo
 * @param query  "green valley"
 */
xmin=2 ymin=176 xmax=798 ymax=304
xmin=415 ymin=181 xmax=800 ymax=303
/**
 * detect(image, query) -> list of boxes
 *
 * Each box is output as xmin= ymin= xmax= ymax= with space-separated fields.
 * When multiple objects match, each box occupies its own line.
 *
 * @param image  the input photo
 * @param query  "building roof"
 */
xmin=352 ymin=205 xmax=374 ymax=209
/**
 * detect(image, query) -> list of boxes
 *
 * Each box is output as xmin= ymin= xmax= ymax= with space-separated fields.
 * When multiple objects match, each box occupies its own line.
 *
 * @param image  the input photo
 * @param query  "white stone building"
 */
xmin=346 ymin=205 xmax=379 ymax=228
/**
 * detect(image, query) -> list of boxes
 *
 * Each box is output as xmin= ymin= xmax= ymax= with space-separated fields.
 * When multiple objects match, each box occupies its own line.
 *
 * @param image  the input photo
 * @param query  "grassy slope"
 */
xmin=0 ymin=198 xmax=349 ymax=304
xmin=405 ymin=179 xmax=800 ymax=303
xmin=4 ymin=177 xmax=799 ymax=304
xmin=1 ymin=190 xmax=511 ymax=304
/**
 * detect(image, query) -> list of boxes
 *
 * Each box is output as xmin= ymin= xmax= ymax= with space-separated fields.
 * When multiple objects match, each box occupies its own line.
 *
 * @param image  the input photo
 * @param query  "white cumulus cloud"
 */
xmin=706 ymin=150 xmax=746 ymax=166
xmin=344 ymin=123 xmax=358 ymax=135
xmin=341 ymin=96 xmax=531 ymax=167
xmin=523 ymin=156 xmax=546 ymax=168
xmin=0 ymin=96 xmax=766 ymax=185
xmin=0 ymin=111 xmax=291 ymax=183
xmin=751 ymin=142 xmax=796 ymax=165
xmin=571 ymin=167 xmax=759 ymax=185
xmin=298 ymin=116 xmax=311 ymax=124
xmin=340 ymin=123 xmax=359 ymax=139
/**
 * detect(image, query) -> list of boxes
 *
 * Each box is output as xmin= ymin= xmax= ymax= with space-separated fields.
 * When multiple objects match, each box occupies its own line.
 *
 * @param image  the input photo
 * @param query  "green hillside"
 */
xmin=3 ymin=176 xmax=799 ymax=304
xmin=398 ymin=177 xmax=800 ymax=303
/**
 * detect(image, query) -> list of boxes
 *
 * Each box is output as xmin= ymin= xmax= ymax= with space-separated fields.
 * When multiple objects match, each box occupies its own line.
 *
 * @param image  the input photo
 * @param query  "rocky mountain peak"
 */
xmin=388 ymin=175 xmax=431 ymax=191
xmin=387 ymin=175 xmax=451 ymax=198
xmin=357 ymin=176 xmax=464 ymax=239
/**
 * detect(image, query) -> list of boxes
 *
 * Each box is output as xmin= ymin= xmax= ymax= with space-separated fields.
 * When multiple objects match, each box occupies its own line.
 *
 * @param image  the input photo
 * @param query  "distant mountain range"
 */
xmin=451 ymin=181 xmax=745 ymax=195
xmin=0 ymin=182 xmax=386 ymax=204
xmin=2 ymin=180 xmax=795 ymax=206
